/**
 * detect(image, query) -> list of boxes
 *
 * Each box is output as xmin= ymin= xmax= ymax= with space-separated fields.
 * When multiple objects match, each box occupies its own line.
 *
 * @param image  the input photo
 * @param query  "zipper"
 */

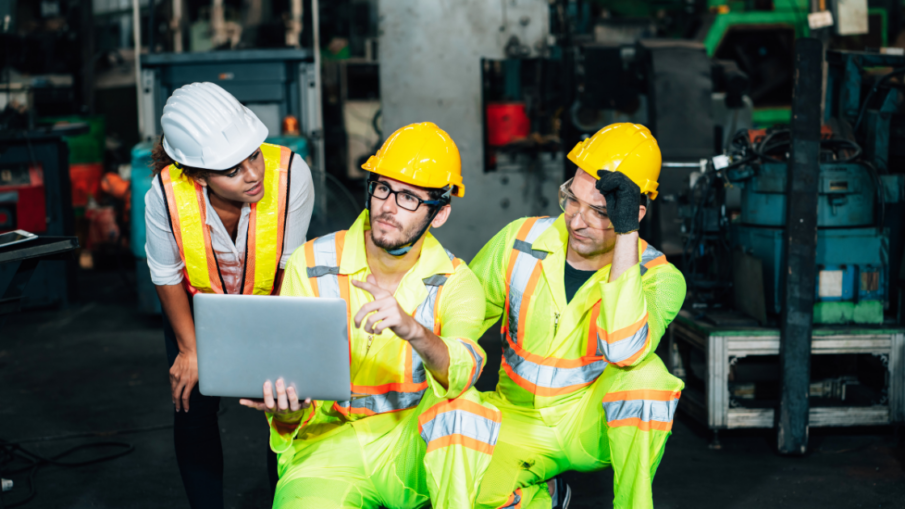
xmin=554 ymin=312 xmax=560 ymax=335
xmin=366 ymin=335 xmax=374 ymax=354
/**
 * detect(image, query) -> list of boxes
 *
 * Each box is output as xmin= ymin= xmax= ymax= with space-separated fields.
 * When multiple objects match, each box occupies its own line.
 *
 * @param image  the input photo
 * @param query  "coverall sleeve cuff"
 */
xmin=266 ymin=402 xmax=317 ymax=453
xmin=426 ymin=336 xmax=484 ymax=399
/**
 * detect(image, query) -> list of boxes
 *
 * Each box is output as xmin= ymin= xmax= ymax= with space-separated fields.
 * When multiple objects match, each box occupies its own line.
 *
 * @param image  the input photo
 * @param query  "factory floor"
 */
xmin=2 ymin=269 xmax=904 ymax=509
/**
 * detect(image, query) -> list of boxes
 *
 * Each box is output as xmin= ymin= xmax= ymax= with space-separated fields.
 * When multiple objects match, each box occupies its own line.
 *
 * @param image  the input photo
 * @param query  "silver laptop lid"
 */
xmin=194 ymin=293 xmax=351 ymax=401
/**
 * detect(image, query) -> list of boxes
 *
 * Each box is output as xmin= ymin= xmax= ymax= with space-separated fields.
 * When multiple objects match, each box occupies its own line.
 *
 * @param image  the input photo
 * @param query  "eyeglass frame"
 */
xmin=558 ymin=178 xmax=612 ymax=229
xmin=367 ymin=180 xmax=448 ymax=212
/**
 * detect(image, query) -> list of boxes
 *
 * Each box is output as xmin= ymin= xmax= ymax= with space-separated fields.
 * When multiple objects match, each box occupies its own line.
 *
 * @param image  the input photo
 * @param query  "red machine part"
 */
xmin=70 ymin=163 xmax=103 ymax=207
xmin=0 ymin=185 xmax=47 ymax=233
xmin=486 ymin=102 xmax=530 ymax=147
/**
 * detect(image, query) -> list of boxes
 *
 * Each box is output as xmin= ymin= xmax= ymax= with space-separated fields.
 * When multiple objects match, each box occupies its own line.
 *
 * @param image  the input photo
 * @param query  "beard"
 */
xmin=371 ymin=211 xmax=432 ymax=251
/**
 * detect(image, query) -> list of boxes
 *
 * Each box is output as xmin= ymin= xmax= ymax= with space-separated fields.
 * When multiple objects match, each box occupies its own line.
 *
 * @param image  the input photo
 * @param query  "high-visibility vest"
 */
xmin=501 ymin=217 xmax=668 ymax=397
xmin=159 ymin=143 xmax=292 ymax=295
xmin=304 ymin=231 xmax=463 ymax=417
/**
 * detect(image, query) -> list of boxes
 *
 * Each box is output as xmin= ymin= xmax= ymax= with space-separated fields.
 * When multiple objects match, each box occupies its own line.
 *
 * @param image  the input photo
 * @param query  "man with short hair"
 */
xmin=470 ymin=123 xmax=686 ymax=509
xmin=241 ymin=122 xmax=501 ymax=509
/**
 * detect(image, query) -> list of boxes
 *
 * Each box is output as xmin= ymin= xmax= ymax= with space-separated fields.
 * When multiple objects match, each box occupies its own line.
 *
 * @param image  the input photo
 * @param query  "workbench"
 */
xmin=667 ymin=310 xmax=905 ymax=433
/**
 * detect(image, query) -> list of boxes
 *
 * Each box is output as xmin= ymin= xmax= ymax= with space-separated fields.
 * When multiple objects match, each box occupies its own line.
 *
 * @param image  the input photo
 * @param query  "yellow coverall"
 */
xmin=469 ymin=215 xmax=686 ymax=508
xmin=270 ymin=210 xmax=501 ymax=509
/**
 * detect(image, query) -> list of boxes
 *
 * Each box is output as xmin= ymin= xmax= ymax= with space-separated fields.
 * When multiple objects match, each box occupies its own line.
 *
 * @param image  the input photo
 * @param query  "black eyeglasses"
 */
xmin=367 ymin=181 xmax=443 ymax=212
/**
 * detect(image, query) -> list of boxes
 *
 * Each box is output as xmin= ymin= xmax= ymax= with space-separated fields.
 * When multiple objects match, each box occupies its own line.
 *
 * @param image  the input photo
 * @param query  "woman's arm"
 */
xmin=156 ymin=284 xmax=198 ymax=412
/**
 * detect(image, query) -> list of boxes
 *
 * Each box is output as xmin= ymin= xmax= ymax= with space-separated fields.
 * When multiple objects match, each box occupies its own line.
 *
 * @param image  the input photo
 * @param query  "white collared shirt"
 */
xmin=144 ymin=153 xmax=314 ymax=294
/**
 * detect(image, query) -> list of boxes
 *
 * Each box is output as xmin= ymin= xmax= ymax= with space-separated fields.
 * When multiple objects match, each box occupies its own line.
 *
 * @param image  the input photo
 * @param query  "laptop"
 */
xmin=193 ymin=293 xmax=351 ymax=401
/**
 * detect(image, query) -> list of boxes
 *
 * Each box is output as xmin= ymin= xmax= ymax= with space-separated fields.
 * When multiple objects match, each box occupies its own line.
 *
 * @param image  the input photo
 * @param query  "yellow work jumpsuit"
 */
xmin=270 ymin=210 xmax=501 ymax=509
xmin=469 ymin=215 xmax=686 ymax=509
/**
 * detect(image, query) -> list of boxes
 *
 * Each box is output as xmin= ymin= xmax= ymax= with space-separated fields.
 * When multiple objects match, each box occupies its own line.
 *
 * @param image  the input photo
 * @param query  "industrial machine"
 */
xmin=0 ymin=125 xmax=81 ymax=309
xmin=681 ymin=49 xmax=905 ymax=325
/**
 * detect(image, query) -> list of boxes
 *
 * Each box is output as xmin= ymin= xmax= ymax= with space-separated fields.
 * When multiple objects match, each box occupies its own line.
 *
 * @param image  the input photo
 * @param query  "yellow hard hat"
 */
xmin=567 ymin=123 xmax=662 ymax=200
xmin=362 ymin=122 xmax=465 ymax=198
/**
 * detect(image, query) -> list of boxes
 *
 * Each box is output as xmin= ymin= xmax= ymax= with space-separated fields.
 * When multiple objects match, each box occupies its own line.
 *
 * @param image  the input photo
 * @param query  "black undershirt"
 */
xmin=564 ymin=261 xmax=597 ymax=304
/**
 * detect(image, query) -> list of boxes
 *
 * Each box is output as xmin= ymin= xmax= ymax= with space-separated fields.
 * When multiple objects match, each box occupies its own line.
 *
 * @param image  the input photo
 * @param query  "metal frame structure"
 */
xmin=669 ymin=311 xmax=905 ymax=430
xmin=138 ymin=49 xmax=323 ymax=175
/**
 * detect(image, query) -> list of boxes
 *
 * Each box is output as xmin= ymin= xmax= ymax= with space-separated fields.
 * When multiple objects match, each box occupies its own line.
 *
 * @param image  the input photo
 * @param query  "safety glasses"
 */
xmin=558 ymin=178 xmax=612 ymax=230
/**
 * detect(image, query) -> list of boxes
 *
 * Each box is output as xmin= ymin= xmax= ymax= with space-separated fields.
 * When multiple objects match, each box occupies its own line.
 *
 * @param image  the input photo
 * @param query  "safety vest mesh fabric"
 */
xmin=159 ymin=143 xmax=292 ymax=295
xmin=501 ymin=217 xmax=608 ymax=397
xmin=305 ymin=235 xmax=459 ymax=417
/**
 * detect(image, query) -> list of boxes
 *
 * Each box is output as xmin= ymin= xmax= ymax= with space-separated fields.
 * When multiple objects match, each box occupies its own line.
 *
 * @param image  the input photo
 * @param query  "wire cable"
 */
xmin=0 ymin=439 xmax=134 ymax=508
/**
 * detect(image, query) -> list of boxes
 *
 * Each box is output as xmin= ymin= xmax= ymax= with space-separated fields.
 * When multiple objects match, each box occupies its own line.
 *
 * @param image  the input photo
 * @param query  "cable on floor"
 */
xmin=0 ymin=439 xmax=134 ymax=508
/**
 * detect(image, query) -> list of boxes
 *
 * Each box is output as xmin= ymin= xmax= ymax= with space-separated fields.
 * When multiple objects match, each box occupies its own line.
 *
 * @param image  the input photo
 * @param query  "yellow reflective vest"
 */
xmin=158 ymin=143 xmax=292 ymax=295
xmin=270 ymin=210 xmax=489 ymax=447
xmin=469 ymin=215 xmax=687 ymax=410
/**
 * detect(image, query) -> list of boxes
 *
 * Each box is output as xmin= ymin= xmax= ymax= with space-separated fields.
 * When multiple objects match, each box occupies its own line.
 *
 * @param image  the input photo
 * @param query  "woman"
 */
xmin=144 ymin=82 xmax=315 ymax=509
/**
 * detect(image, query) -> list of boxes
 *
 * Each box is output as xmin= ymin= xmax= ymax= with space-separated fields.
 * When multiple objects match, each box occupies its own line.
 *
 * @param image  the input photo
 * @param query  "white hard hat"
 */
xmin=161 ymin=82 xmax=269 ymax=171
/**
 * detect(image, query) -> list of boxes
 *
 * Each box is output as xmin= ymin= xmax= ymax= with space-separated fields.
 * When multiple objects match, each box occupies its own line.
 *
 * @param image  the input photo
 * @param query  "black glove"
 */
xmin=595 ymin=170 xmax=641 ymax=234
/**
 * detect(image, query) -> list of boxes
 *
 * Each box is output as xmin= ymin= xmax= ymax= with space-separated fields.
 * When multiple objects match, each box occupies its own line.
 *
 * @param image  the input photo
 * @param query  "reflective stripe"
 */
xmin=502 ymin=217 xmax=606 ymax=396
xmin=639 ymin=240 xmax=667 ymax=276
xmin=305 ymin=265 xmax=340 ymax=278
xmin=602 ymin=390 xmax=681 ymax=432
xmin=503 ymin=345 xmax=606 ymax=392
xmin=498 ymin=489 xmax=522 ymax=509
xmin=418 ymin=399 xmax=501 ymax=455
xmin=308 ymin=233 xmax=341 ymax=298
xmin=458 ymin=338 xmax=484 ymax=389
xmin=307 ymin=236 xmax=461 ymax=416
xmin=596 ymin=318 xmax=650 ymax=365
xmin=512 ymin=239 xmax=547 ymax=260
xmin=335 ymin=389 xmax=426 ymax=416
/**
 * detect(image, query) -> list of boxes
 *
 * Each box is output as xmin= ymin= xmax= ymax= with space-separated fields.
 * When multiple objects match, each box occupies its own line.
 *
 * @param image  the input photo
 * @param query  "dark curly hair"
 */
xmin=150 ymin=136 xmax=213 ymax=181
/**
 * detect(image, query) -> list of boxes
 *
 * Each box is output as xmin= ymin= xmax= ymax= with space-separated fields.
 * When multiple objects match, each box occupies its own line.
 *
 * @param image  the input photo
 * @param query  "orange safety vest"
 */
xmin=303 ymin=231 xmax=465 ymax=417
xmin=501 ymin=216 xmax=668 ymax=397
xmin=159 ymin=143 xmax=292 ymax=295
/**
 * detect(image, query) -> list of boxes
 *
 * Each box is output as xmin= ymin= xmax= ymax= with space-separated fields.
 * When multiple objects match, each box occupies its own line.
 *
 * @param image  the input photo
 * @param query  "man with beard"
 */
xmin=241 ymin=122 xmax=501 ymax=509
xmin=469 ymin=123 xmax=686 ymax=509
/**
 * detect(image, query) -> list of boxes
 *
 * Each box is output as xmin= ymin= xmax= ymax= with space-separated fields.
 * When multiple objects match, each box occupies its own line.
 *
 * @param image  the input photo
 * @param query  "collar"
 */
xmin=201 ymin=186 xmax=251 ymax=228
xmin=339 ymin=210 xmax=456 ymax=279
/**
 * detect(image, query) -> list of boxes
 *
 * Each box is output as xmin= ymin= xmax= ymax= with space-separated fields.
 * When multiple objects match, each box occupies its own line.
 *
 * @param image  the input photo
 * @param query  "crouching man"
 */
xmin=242 ymin=122 xmax=501 ymax=509
xmin=471 ymin=123 xmax=686 ymax=509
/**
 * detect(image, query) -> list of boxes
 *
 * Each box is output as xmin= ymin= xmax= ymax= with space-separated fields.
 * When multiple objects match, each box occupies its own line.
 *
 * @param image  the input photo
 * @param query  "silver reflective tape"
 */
xmin=411 ymin=347 xmax=426 ymax=384
xmin=458 ymin=340 xmax=484 ymax=387
xmin=525 ymin=217 xmax=557 ymax=243
xmin=602 ymin=397 xmax=679 ymax=424
xmin=444 ymin=248 xmax=456 ymax=261
xmin=306 ymin=265 xmax=340 ymax=278
xmin=337 ymin=389 xmax=426 ymax=414
xmin=414 ymin=284 xmax=439 ymax=330
xmin=504 ymin=344 xmax=606 ymax=389
xmin=513 ymin=239 xmax=547 ymax=260
xmin=596 ymin=323 xmax=649 ymax=363
xmin=640 ymin=244 xmax=665 ymax=266
xmin=310 ymin=233 xmax=341 ymax=298
xmin=419 ymin=409 xmax=501 ymax=448
xmin=500 ymin=491 xmax=522 ymax=509
xmin=423 ymin=274 xmax=449 ymax=287
xmin=506 ymin=251 xmax=540 ymax=344
xmin=312 ymin=233 xmax=338 ymax=267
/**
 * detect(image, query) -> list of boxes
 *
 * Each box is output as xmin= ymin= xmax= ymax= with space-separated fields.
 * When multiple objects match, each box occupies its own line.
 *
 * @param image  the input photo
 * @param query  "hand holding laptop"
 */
xmin=239 ymin=378 xmax=311 ymax=422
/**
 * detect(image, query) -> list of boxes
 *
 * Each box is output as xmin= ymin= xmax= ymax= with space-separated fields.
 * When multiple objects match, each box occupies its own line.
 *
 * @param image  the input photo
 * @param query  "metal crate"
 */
xmin=668 ymin=310 xmax=905 ymax=430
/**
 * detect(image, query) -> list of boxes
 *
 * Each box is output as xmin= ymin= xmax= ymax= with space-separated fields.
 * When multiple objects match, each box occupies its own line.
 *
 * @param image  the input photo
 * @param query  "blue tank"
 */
xmin=740 ymin=162 xmax=876 ymax=227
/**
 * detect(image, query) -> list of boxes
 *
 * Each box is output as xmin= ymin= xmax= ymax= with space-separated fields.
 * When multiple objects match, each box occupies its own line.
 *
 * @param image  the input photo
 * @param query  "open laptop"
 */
xmin=193 ymin=293 xmax=351 ymax=401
